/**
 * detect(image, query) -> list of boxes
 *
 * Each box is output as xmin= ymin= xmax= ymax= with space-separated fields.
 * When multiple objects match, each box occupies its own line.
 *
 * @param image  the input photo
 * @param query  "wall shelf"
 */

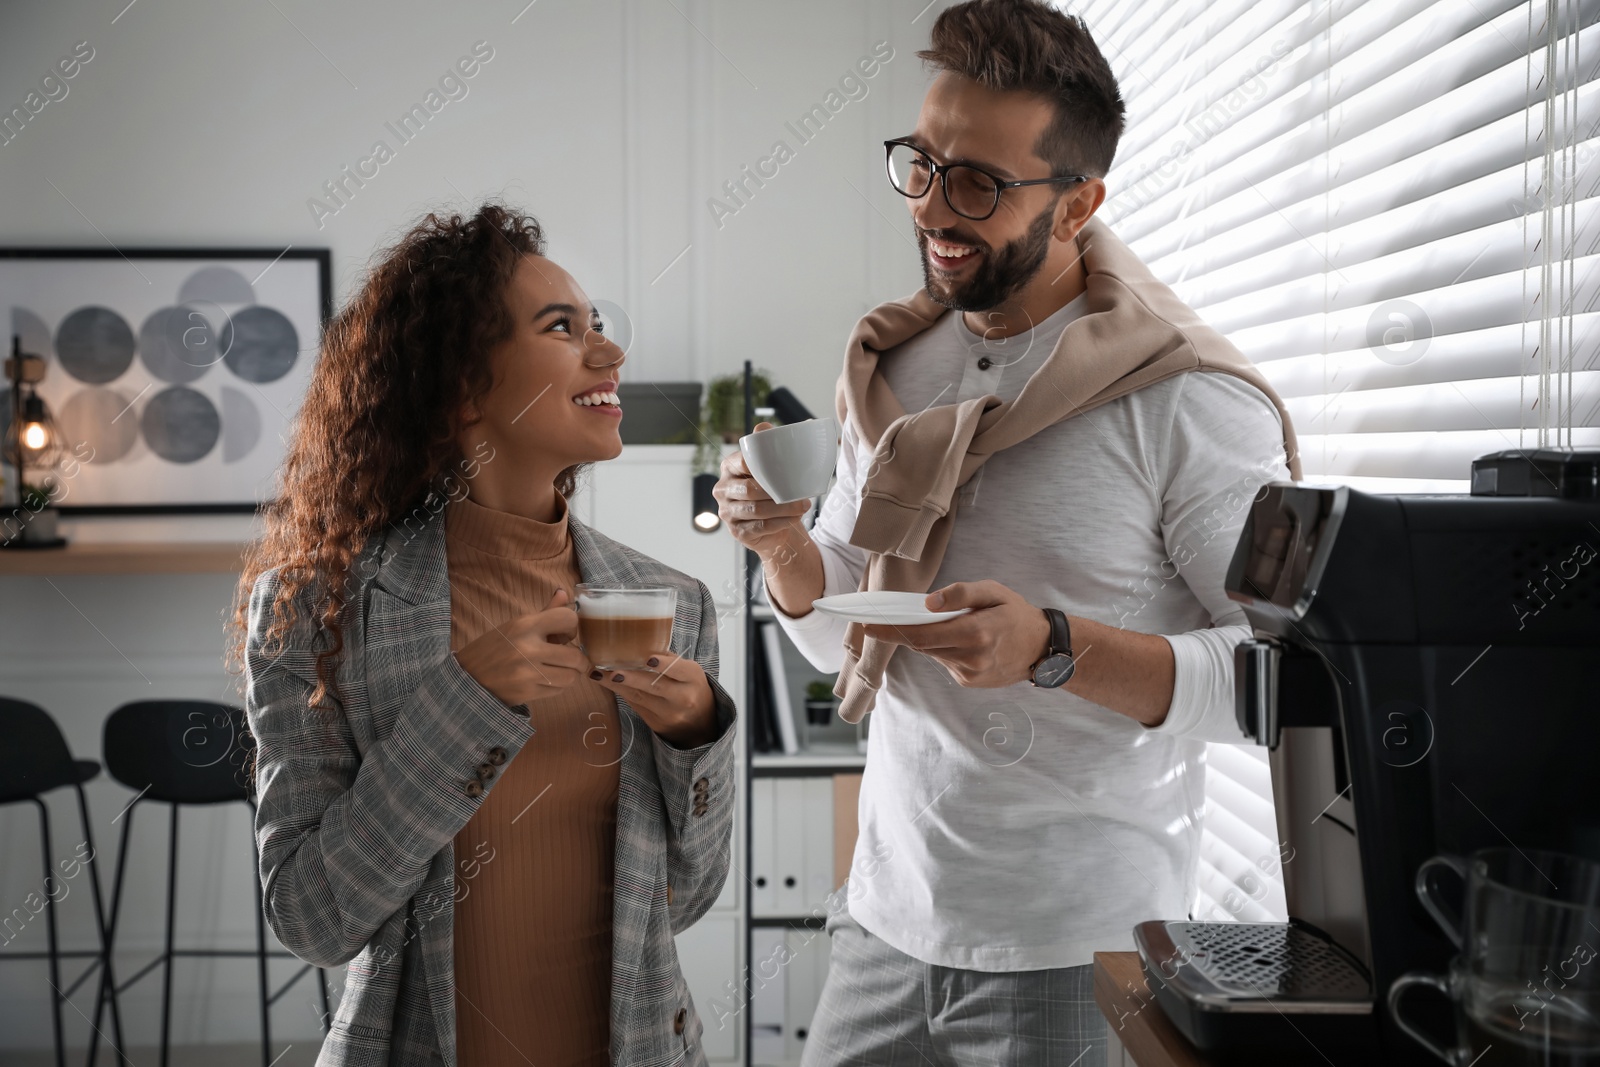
xmin=0 ymin=541 xmax=248 ymax=576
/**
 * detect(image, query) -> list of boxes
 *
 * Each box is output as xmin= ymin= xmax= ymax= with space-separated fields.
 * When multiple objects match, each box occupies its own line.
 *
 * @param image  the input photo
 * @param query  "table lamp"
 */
xmin=4 ymin=334 xmax=66 ymax=548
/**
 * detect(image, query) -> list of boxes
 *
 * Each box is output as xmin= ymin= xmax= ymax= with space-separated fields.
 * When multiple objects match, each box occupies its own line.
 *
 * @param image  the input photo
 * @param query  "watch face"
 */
xmin=1033 ymin=653 xmax=1075 ymax=688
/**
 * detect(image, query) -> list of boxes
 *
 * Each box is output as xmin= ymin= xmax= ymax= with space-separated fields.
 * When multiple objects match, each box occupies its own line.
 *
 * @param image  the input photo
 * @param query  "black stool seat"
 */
xmin=0 ymin=759 xmax=100 ymax=803
xmin=0 ymin=697 xmax=103 ymax=802
xmin=103 ymin=699 xmax=252 ymax=804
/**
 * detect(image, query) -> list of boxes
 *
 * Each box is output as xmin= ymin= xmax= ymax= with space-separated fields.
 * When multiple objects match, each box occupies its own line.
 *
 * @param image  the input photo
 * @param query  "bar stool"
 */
xmin=96 ymin=699 xmax=331 ymax=1067
xmin=0 ymin=696 xmax=125 ymax=1067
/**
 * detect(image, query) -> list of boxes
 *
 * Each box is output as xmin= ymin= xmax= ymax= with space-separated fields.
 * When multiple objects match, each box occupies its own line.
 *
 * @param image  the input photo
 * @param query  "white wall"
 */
xmin=0 ymin=0 xmax=934 ymax=418
xmin=0 ymin=0 xmax=945 ymax=1052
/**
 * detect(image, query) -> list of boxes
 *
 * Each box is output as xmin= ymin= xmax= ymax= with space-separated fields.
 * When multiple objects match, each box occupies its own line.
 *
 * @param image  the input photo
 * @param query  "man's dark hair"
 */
xmin=916 ymin=0 xmax=1125 ymax=178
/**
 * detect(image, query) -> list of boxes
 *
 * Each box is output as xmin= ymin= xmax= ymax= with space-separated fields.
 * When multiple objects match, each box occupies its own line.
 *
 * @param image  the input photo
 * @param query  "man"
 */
xmin=715 ymin=2 xmax=1300 ymax=1063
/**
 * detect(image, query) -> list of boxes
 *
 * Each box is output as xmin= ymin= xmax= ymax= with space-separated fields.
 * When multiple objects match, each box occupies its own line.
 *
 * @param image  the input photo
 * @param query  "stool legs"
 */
xmin=90 ymin=800 xmax=138 ymax=1067
xmin=87 ymin=796 xmax=324 ymax=1066
xmin=36 ymin=799 xmax=66 ymax=1067
xmin=252 ymin=837 xmax=271 ymax=1067
xmin=74 ymin=780 xmax=127 ymax=1067
xmin=316 ymin=967 xmax=332 ymax=1033
xmin=159 ymin=805 xmax=179 ymax=1067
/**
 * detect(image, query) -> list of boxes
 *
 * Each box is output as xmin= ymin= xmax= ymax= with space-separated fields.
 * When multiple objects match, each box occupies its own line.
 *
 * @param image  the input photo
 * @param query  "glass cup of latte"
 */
xmin=574 ymin=585 xmax=678 ymax=670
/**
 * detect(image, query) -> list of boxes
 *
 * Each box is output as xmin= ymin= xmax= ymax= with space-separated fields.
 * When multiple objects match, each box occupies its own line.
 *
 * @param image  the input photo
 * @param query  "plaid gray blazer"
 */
xmin=245 ymin=506 xmax=738 ymax=1067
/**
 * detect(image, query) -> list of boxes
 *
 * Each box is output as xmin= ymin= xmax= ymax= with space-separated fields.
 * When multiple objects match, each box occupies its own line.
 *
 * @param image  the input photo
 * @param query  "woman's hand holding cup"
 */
xmin=454 ymin=588 xmax=592 ymax=710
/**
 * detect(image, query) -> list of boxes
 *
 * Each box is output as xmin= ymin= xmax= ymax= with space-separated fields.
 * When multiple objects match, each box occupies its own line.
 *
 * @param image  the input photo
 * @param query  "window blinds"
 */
xmin=1073 ymin=0 xmax=1598 ymax=494
xmin=1065 ymin=0 xmax=1595 ymax=923
xmin=1192 ymin=744 xmax=1288 ymax=923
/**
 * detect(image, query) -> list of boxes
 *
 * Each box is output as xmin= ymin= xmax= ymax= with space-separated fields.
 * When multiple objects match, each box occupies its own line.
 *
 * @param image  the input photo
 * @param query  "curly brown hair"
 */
xmin=224 ymin=201 xmax=579 ymax=713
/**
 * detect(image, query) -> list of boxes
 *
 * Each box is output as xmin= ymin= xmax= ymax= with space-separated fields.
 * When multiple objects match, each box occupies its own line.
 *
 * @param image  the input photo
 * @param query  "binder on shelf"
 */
xmin=761 ymin=621 xmax=801 ymax=755
xmin=752 ymin=773 xmax=859 ymax=919
xmin=784 ymin=927 xmax=831 ymax=1063
xmin=802 ymin=777 xmax=836 ymax=905
xmin=750 ymin=622 xmax=779 ymax=754
xmin=772 ymin=778 xmax=807 ymax=914
xmin=750 ymin=778 xmax=777 ymax=915
xmin=750 ymin=926 xmax=787 ymax=1065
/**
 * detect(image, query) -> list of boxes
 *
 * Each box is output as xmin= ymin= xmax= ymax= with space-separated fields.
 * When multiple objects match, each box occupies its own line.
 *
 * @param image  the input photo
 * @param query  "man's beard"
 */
xmin=918 ymin=203 xmax=1057 ymax=313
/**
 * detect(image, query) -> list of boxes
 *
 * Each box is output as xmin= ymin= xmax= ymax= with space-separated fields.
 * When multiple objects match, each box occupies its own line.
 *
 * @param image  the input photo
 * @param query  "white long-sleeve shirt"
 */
xmin=772 ymin=294 xmax=1290 ymax=971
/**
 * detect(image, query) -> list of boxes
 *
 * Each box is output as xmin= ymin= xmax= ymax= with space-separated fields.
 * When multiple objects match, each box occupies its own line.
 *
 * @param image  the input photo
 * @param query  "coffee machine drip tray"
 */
xmin=1134 ymin=919 xmax=1376 ymax=1054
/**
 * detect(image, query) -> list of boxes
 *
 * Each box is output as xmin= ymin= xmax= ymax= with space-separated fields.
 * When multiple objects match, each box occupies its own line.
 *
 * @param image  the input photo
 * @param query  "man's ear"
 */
xmin=1054 ymin=178 xmax=1106 ymax=244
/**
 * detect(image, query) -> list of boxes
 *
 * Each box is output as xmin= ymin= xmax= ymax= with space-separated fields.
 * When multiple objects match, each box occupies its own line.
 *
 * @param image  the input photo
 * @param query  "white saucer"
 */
xmin=811 ymin=591 xmax=972 ymax=626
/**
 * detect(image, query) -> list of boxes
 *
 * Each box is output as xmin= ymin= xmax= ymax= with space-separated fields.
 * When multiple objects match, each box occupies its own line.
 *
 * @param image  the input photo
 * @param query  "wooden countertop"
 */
xmin=1094 ymin=951 xmax=1215 ymax=1067
xmin=0 ymin=541 xmax=249 ymax=575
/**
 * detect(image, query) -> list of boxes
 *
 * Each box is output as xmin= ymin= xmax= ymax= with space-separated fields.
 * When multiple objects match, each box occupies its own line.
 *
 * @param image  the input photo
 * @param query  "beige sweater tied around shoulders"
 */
xmin=831 ymin=216 xmax=1303 ymax=723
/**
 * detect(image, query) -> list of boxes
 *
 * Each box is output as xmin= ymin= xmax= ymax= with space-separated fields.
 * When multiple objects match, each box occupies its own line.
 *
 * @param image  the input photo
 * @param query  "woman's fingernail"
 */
xmin=927 ymin=592 xmax=945 ymax=609
xmin=589 ymin=669 xmax=603 ymax=680
xmin=612 ymin=673 xmax=625 ymax=683
xmin=647 ymin=657 xmax=660 ymax=668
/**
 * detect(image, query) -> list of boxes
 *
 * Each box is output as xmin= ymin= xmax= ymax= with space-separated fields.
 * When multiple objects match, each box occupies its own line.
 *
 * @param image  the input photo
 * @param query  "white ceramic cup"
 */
xmin=739 ymin=417 xmax=839 ymax=504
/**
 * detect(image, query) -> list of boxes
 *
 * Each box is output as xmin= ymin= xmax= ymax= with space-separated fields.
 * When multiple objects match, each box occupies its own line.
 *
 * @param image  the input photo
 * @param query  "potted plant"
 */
xmin=804 ymin=679 xmax=837 ymax=726
xmin=20 ymin=477 xmax=61 ymax=544
xmin=694 ymin=369 xmax=774 ymax=475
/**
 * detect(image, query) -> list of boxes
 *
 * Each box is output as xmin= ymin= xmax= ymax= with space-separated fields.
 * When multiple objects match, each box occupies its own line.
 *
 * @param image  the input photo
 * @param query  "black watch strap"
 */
xmin=1043 ymin=608 xmax=1072 ymax=658
xmin=1030 ymin=608 xmax=1076 ymax=687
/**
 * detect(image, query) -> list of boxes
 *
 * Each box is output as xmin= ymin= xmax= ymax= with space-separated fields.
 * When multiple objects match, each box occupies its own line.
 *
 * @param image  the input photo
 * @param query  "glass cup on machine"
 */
xmin=1388 ymin=847 xmax=1600 ymax=1066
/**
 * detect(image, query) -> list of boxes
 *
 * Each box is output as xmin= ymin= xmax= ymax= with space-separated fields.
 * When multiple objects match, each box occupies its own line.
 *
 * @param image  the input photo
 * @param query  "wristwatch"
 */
xmin=1029 ymin=608 xmax=1076 ymax=688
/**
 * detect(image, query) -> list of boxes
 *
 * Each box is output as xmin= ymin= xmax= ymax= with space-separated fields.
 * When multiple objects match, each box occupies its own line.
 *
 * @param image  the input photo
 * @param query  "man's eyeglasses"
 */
xmin=884 ymin=139 xmax=1089 ymax=221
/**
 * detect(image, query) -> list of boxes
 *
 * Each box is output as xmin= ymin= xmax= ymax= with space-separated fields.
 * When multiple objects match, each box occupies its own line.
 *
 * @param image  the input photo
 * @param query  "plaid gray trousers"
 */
xmin=800 ymin=907 xmax=1108 ymax=1067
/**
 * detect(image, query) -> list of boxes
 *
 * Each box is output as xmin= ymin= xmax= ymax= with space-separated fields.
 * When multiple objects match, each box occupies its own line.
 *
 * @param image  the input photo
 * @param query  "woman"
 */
xmin=227 ymin=203 xmax=736 ymax=1067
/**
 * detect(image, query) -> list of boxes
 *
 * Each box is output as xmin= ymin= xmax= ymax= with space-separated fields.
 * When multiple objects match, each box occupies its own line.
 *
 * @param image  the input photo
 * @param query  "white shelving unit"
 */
xmin=739 ymin=545 xmax=864 ymax=1067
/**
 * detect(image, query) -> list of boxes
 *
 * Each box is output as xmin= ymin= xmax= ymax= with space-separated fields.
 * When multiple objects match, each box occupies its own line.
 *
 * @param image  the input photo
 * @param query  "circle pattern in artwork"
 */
xmin=59 ymin=387 xmax=141 ymax=463
xmin=56 ymin=306 xmax=136 ymax=384
xmin=141 ymin=386 xmax=220 ymax=463
xmin=178 ymin=266 xmax=255 ymax=307
xmin=28 ymin=274 xmax=305 ymax=476
xmin=140 ymin=306 xmax=219 ymax=384
xmin=220 ymin=386 xmax=261 ymax=463
xmin=220 ymin=306 xmax=298 ymax=383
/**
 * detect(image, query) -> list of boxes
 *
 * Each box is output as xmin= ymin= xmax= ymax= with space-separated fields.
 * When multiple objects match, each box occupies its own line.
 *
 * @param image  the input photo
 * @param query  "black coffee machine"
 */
xmin=1131 ymin=449 xmax=1600 ymax=1064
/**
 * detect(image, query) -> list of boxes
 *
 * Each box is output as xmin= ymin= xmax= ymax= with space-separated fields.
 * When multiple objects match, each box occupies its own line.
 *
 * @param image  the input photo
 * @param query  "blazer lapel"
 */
xmin=366 ymin=512 xmax=461 ymax=1061
xmin=366 ymin=511 xmax=453 ymax=733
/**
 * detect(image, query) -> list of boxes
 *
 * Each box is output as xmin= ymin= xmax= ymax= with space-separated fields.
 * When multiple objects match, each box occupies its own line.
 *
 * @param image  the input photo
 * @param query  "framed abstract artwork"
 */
xmin=0 ymin=247 xmax=330 ymax=514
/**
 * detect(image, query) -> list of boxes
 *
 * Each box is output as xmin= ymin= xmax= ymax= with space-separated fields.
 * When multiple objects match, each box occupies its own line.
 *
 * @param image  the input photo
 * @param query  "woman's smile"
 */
xmin=571 ymin=380 xmax=622 ymax=417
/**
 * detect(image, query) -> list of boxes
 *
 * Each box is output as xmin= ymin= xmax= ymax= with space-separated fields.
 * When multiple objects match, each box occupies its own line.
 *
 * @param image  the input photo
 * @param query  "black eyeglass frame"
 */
xmin=883 ymin=138 xmax=1090 ymax=221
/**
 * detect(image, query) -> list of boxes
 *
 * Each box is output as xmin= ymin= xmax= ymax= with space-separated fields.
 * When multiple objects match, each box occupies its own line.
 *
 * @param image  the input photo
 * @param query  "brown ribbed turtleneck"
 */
xmin=446 ymin=491 xmax=619 ymax=1067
